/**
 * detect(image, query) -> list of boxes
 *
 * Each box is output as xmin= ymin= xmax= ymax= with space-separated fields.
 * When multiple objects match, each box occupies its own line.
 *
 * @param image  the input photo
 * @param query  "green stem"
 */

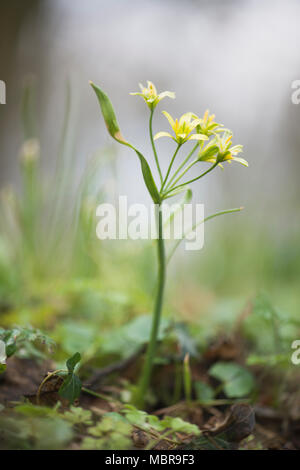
xmin=167 ymin=207 xmax=243 ymax=263
xmin=165 ymin=143 xmax=198 ymax=190
xmin=168 ymin=158 xmax=198 ymax=189
xmin=164 ymin=162 xmax=218 ymax=197
xmin=82 ymin=387 xmax=120 ymax=404
xmin=161 ymin=144 xmax=181 ymax=192
xmin=135 ymin=206 xmax=166 ymax=408
xmin=149 ymin=109 xmax=163 ymax=185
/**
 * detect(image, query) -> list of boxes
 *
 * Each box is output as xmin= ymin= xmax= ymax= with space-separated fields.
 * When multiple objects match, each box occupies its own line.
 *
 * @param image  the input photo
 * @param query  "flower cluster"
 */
xmin=130 ymin=81 xmax=247 ymax=168
xmin=199 ymin=131 xmax=248 ymax=167
xmin=196 ymin=109 xmax=224 ymax=137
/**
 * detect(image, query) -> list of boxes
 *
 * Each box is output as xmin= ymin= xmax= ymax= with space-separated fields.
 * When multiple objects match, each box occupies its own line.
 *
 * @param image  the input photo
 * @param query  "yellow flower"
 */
xmin=154 ymin=111 xmax=208 ymax=145
xmin=199 ymin=131 xmax=248 ymax=167
xmin=130 ymin=81 xmax=175 ymax=109
xmin=197 ymin=109 xmax=224 ymax=136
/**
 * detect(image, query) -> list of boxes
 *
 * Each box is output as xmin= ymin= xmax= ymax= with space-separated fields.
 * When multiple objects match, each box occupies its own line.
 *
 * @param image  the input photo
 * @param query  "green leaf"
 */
xmin=89 ymin=416 xmax=132 ymax=436
xmin=122 ymin=405 xmax=148 ymax=427
xmin=0 ymin=414 xmax=73 ymax=450
xmin=59 ymin=352 xmax=82 ymax=404
xmin=63 ymin=406 xmax=93 ymax=426
xmin=160 ymin=416 xmax=200 ymax=435
xmin=90 ymin=81 xmax=160 ymax=203
xmin=124 ymin=314 xmax=170 ymax=345
xmin=66 ymin=352 xmax=81 ymax=373
xmin=15 ymin=403 xmax=59 ymax=418
xmin=59 ymin=373 xmax=82 ymax=404
xmin=6 ymin=342 xmax=17 ymax=358
xmin=0 ymin=326 xmax=55 ymax=360
xmin=194 ymin=381 xmax=215 ymax=402
xmin=173 ymin=323 xmax=198 ymax=357
xmin=121 ymin=405 xmax=200 ymax=436
xmin=130 ymin=146 xmax=161 ymax=204
xmin=90 ymin=82 xmax=125 ymax=143
xmin=209 ymin=362 xmax=255 ymax=398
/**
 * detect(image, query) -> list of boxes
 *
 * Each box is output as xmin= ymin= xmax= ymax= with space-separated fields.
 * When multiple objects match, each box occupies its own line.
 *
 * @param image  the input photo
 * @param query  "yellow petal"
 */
xmin=232 ymin=157 xmax=249 ymax=167
xmin=158 ymin=91 xmax=175 ymax=101
xmin=188 ymin=134 xmax=209 ymax=141
xmin=189 ymin=119 xmax=202 ymax=132
xmin=147 ymin=81 xmax=157 ymax=95
xmin=179 ymin=112 xmax=193 ymax=127
xmin=162 ymin=111 xmax=175 ymax=129
xmin=154 ymin=131 xmax=173 ymax=140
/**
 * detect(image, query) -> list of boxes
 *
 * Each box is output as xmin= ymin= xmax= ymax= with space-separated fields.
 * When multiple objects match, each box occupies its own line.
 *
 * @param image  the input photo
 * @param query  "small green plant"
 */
xmin=37 ymin=352 xmax=82 ymax=405
xmin=90 ymin=80 xmax=248 ymax=407
xmin=0 ymin=326 xmax=55 ymax=365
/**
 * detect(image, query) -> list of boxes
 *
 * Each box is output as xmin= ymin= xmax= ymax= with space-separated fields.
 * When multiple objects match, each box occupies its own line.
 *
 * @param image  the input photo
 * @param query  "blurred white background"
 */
xmin=1 ymin=0 xmax=300 ymax=232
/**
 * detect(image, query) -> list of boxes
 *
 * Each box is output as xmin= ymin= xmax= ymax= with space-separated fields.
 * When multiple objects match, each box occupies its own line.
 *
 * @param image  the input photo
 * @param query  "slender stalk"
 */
xmin=135 ymin=206 xmax=166 ymax=408
xmin=161 ymin=144 xmax=181 ymax=192
xmin=82 ymin=387 xmax=120 ymax=404
xmin=167 ymin=207 xmax=243 ymax=263
xmin=149 ymin=108 xmax=163 ymax=185
xmin=165 ymin=143 xmax=198 ymax=190
xmin=163 ymin=162 xmax=218 ymax=197
xmin=167 ymin=158 xmax=198 ymax=189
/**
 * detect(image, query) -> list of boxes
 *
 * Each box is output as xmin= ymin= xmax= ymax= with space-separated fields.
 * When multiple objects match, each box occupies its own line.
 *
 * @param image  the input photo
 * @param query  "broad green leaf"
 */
xmin=122 ymin=405 xmax=148 ymax=427
xmin=124 ymin=314 xmax=170 ymax=345
xmin=121 ymin=405 xmax=200 ymax=435
xmin=89 ymin=416 xmax=132 ymax=436
xmin=173 ymin=323 xmax=198 ymax=357
xmin=0 ymin=415 xmax=73 ymax=450
xmin=15 ymin=403 xmax=59 ymax=418
xmin=209 ymin=362 xmax=255 ymax=398
xmin=63 ymin=406 xmax=93 ymax=426
xmin=6 ymin=342 xmax=17 ymax=358
xmin=194 ymin=381 xmax=215 ymax=402
xmin=59 ymin=373 xmax=82 ymax=404
xmin=59 ymin=352 xmax=82 ymax=403
xmin=103 ymin=412 xmax=128 ymax=423
xmin=161 ymin=416 xmax=200 ymax=435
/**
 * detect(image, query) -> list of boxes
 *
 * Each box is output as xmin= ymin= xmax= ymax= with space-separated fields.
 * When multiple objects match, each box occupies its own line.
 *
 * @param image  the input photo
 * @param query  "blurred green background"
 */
xmin=0 ymin=0 xmax=299 ymax=358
